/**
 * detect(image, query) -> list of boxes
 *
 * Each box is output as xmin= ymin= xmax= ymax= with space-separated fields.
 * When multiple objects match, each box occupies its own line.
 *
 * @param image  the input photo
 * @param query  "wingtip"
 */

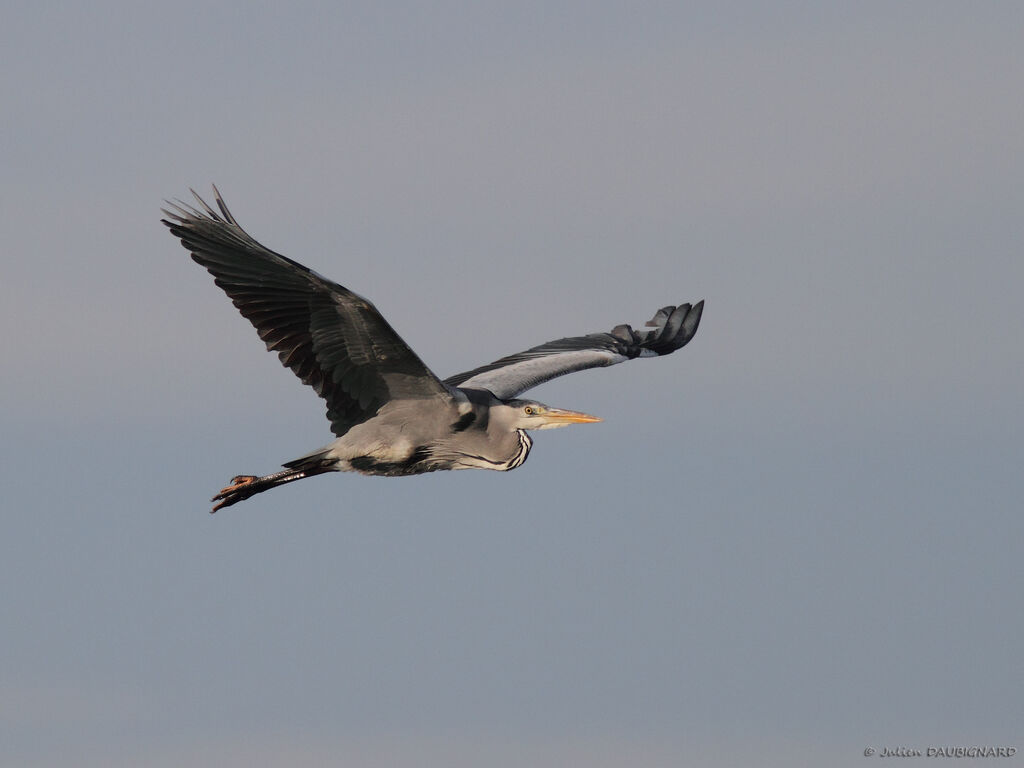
xmin=214 ymin=186 xmax=236 ymax=223
xmin=163 ymin=185 xmax=237 ymax=227
xmin=678 ymin=299 xmax=703 ymax=343
xmin=690 ymin=299 xmax=704 ymax=325
xmin=639 ymin=299 xmax=704 ymax=353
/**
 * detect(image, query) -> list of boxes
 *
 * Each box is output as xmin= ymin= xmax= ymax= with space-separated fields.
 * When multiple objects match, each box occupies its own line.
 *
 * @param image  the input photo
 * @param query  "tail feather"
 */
xmin=211 ymin=455 xmax=335 ymax=513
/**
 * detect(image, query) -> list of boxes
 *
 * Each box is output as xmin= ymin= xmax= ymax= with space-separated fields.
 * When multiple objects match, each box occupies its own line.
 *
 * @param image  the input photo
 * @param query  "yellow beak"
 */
xmin=542 ymin=407 xmax=603 ymax=425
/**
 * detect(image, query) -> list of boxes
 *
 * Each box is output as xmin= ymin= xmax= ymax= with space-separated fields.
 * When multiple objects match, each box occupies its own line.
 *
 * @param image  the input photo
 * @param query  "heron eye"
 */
xmin=524 ymin=406 xmax=534 ymax=415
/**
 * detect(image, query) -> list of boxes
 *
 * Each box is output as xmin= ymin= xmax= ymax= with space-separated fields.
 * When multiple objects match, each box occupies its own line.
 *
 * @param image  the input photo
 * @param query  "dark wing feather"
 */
xmin=444 ymin=301 xmax=703 ymax=399
xmin=162 ymin=188 xmax=450 ymax=436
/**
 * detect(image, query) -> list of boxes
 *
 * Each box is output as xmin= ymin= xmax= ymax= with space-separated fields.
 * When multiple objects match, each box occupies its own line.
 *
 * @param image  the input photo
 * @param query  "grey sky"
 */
xmin=2 ymin=2 xmax=1021 ymax=766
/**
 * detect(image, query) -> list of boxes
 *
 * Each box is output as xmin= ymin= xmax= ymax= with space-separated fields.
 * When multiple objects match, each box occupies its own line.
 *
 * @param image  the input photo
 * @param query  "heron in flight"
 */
xmin=163 ymin=189 xmax=704 ymax=512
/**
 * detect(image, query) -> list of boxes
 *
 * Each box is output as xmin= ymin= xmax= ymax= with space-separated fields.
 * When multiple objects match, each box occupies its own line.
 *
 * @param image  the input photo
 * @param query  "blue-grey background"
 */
xmin=2 ymin=2 xmax=1021 ymax=766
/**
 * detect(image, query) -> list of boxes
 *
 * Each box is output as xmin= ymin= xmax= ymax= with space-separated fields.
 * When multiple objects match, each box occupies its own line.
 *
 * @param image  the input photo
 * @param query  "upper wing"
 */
xmin=162 ymin=188 xmax=451 ymax=437
xmin=444 ymin=301 xmax=704 ymax=399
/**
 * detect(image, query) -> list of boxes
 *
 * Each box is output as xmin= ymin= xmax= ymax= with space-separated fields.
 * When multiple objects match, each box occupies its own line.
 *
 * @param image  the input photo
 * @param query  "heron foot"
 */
xmin=219 ymin=475 xmax=258 ymax=493
xmin=210 ymin=475 xmax=259 ymax=513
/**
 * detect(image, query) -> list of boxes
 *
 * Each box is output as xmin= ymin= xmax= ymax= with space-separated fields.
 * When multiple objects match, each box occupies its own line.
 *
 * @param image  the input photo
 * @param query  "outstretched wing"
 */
xmin=163 ymin=188 xmax=450 ymax=437
xmin=444 ymin=301 xmax=704 ymax=399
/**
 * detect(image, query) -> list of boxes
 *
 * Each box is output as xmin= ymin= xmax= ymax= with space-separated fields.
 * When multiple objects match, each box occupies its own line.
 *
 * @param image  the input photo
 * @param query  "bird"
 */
xmin=163 ymin=188 xmax=704 ymax=512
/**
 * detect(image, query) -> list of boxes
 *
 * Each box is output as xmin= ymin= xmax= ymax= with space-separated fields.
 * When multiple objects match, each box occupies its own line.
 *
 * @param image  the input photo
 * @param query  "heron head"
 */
xmin=505 ymin=399 xmax=603 ymax=430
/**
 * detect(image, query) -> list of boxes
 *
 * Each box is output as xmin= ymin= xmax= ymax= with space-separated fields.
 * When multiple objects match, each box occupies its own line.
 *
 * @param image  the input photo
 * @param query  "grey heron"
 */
xmin=163 ymin=188 xmax=704 ymax=512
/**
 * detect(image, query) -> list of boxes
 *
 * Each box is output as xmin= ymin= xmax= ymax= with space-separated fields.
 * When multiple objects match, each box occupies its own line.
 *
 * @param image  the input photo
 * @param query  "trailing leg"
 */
xmin=210 ymin=457 xmax=334 ymax=513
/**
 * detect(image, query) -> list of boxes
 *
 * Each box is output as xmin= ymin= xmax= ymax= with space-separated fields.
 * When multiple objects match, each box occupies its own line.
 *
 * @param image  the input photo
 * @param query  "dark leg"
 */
xmin=210 ymin=460 xmax=334 ymax=513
